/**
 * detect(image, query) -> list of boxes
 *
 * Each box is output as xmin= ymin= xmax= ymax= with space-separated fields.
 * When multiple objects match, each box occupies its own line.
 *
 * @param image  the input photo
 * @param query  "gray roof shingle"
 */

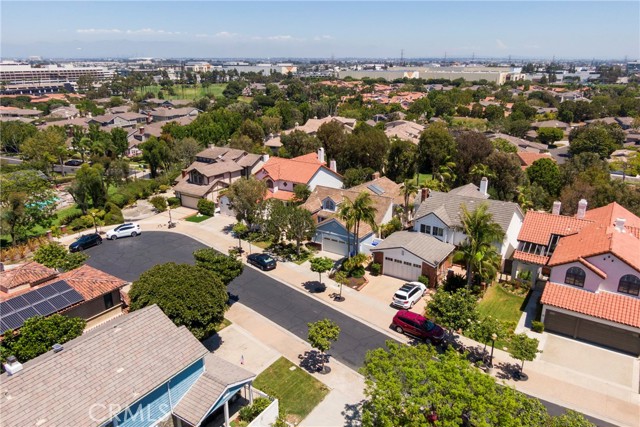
xmin=0 ymin=305 xmax=207 ymax=427
xmin=414 ymin=190 xmax=522 ymax=233
xmin=371 ymin=231 xmax=455 ymax=267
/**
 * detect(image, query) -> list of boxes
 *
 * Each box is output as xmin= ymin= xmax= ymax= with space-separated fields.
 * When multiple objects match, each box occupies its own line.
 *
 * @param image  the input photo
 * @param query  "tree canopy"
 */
xmin=129 ymin=262 xmax=228 ymax=340
xmin=193 ymin=248 xmax=244 ymax=285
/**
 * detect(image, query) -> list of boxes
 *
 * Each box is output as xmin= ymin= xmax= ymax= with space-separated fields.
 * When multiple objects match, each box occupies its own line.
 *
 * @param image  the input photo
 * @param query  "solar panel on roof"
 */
xmin=36 ymin=285 xmax=58 ymax=298
xmin=49 ymin=280 xmax=71 ymax=293
xmin=61 ymin=289 xmax=84 ymax=306
xmin=4 ymin=296 xmax=29 ymax=311
xmin=22 ymin=291 xmax=44 ymax=305
xmin=1 ymin=313 xmax=23 ymax=331
xmin=16 ymin=306 xmax=39 ymax=321
xmin=367 ymin=184 xmax=385 ymax=195
xmin=33 ymin=300 xmax=57 ymax=317
xmin=48 ymin=295 xmax=69 ymax=311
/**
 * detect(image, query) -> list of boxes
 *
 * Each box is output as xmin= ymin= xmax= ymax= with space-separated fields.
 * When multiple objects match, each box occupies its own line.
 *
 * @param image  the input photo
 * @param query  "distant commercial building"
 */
xmin=337 ymin=66 xmax=523 ymax=85
xmin=627 ymin=61 xmax=640 ymax=73
xmin=0 ymin=63 xmax=112 ymax=85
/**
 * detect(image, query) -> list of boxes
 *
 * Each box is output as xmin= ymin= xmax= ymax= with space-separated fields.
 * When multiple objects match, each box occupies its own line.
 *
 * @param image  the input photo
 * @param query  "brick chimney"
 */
xmin=552 ymin=201 xmax=561 ymax=215
xmin=577 ymin=199 xmax=588 ymax=219
xmin=139 ymin=126 xmax=145 ymax=135
xmin=372 ymin=171 xmax=381 ymax=180
xmin=421 ymin=188 xmax=429 ymax=202
xmin=181 ymin=170 xmax=187 ymax=178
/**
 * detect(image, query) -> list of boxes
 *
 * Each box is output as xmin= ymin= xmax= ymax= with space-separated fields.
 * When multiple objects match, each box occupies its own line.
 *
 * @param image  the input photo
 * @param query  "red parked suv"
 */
xmin=392 ymin=310 xmax=445 ymax=344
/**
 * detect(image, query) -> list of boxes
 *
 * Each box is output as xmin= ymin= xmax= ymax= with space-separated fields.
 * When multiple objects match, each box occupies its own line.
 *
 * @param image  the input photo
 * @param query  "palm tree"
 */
xmin=434 ymin=155 xmax=457 ymax=191
xmin=401 ymin=179 xmax=418 ymax=227
xmin=338 ymin=197 xmax=355 ymax=257
xmin=351 ymin=192 xmax=378 ymax=255
xmin=453 ymin=203 xmax=505 ymax=287
xmin=469 ymin=163 xmax=495 ymax=183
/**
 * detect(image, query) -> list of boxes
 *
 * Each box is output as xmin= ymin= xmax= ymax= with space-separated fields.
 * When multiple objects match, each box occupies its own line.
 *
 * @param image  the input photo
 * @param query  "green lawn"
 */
xmin=136 ymin=83 xmax=227 ymax=100
xmin=215 ymin=318 xmax=231 ymax=333
xmin=451 ymin=117 xmax=488 ymax=131
xmin=185 ymin=214 xmax=212 ymax=223
xmin=253 ymin=357 xmax=329 ymax=425
xmin=477 ymin=284 xmax=525 ymax=324
xmin=412 ymin=173 xmax=433 ymax=186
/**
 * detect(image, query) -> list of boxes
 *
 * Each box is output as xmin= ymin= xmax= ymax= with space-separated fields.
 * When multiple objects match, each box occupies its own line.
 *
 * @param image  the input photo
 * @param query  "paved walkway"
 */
xmin=57 ymin=211 xmax=640 ymax=427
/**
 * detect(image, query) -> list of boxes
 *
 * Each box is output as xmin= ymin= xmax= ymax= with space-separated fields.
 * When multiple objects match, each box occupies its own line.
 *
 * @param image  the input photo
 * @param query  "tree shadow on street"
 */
xmin=202 ymin=334 xmax=223 ymax=352
xmin=302 ymin=280 xmax=327 ymax=293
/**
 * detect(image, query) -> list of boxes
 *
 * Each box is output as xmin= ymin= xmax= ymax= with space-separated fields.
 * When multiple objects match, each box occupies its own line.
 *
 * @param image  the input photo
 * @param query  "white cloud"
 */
xmin=313 ymin=35 xmax=333 ymax=41
xmin=76 ymin=28 xmax=181 ymax=36
xmin=268 ymin=35 xmax=296 ymax=41
xmin=215 ymin=31 xmax=236 ymax=38
xmin=77 ymin=28 xmax=122 ymax=34
xmin=496 ymin=39 xmax=508 ymax=50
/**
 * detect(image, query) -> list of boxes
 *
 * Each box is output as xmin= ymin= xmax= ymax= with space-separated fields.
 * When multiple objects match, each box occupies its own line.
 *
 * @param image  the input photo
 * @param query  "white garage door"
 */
xmin=180 ymin=195 xmax=200 ymax=209
xmin=383 ymin=256 xmax=422 ymax=281
xmin=322 ymin=236 xmax=348 ymax=256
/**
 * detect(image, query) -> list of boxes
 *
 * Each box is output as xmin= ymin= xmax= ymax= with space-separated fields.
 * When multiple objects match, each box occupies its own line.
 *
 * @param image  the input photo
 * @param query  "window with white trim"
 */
xmin=420 ymin=224 xmax=431 ymax=234
xmin=432 ymin=227 xmax=444 ymax=237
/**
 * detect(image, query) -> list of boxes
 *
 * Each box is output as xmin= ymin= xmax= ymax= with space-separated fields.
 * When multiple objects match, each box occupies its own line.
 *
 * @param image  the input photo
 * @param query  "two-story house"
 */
xmin=174 ymin=147 xmax=266 ymax=209
xmin=253 ymin=148 xmax=343 ymax=202
xmin=1 ymin=305 xmax=259 ymax=427
xmin=302 ymin=184 xmax=394 ymax=256
xmin=88 ymin=112 xmax=147 ymax=128
xmin=147 ymin=107 xmax=200 ymax=122
xmin=413 ymin=179 xmax=524 ymax=264
xmin=538 ymin=201 xmax=640 ymax=355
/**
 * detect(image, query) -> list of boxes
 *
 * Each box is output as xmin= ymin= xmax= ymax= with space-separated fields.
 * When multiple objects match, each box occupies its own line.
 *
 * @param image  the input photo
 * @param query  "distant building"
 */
xmin=0 ymin=63 xmax=112 ymax=85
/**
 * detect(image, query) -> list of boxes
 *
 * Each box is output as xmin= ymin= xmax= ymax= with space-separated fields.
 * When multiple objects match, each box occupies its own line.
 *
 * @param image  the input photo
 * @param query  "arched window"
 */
xmin=323 ymin=199 xmax=335 ymax=211
xmin=618 ymin=274 xmax=640 ymax=296
xmin=564 ymin=267 xmax=585 ymax=287
xmin=266 ymin=179 xmax=274 ymax=189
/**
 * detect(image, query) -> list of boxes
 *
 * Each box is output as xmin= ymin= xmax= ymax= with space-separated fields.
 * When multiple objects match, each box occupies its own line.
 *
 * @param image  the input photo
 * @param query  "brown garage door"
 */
xmin=576 ymin=319 xmax=640 ymax=356
xmin=544 ymin=310 xmax=578 ymax=337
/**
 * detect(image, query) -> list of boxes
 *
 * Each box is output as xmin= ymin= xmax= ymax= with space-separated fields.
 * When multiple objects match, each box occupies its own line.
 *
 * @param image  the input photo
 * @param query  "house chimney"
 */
xmin=181 ymin=170 xmax=187 ymax=178
xmin=552 ymin=201 xmax=561 ymax=215
xmin=3 ymin=356 xmax=23 ymax=376
xmin=372 ymin=171 xmax=381 ymax=180
xmin=421 ymin=188 xmax=429 ymax=202
xmin=262 ymin=153 xmax=270 ymax=163
xmin=614 ymin=218 xmax=626 ymax=233
xmin=0 ymin=262 xmax=4 ymax=272
xmin=317 ymin=147 xmax=325 ymax=164
xmin=329 ymin=159 xmax=337 ymax=173
xmin=577 ymin=199 xmax=588 ymax=219
xmin=479 ymin=177 xmax=489 ymax=196
xmin=139 ymin=126 xmax=145 ymax=135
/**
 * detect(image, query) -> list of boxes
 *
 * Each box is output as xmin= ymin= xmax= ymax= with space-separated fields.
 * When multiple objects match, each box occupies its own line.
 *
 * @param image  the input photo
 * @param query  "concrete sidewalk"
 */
xmin=56 ymin=211 xmax=640 ymax=426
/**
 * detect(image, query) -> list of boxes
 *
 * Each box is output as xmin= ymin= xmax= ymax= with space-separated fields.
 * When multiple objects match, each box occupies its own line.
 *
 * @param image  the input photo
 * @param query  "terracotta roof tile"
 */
xmin=517 ymin=152 xmax=555 ymax=170
xmin=517 ymin=211 xmax=592 ymax=245
xmin=42 ymin=264 xmax=127 ymax=301
xmin=541 ymin=282 xmax=640 ymax=328
xmin=259 ymin=152 xmax=337 ymax=185
xmin=512 ymin=250 xmax=550 ymax=265
xmin=0 ymin=262 xmax=58 ymax=292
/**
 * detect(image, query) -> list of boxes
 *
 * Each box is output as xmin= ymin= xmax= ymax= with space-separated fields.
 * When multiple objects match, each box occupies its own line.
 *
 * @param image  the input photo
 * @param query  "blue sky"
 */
xmin=2 ymin=1 xmax=639 ymax=59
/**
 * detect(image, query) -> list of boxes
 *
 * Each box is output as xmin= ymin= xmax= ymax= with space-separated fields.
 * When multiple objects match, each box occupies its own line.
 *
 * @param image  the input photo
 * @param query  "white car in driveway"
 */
xmin=391 ymin=282 xmax=427 ymax=309
xmin=106 ymin=223 xmax=141 ymax=240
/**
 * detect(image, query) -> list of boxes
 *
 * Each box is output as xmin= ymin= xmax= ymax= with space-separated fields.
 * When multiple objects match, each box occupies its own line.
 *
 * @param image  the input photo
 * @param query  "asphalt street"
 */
xmin=87 ymin=231 xmax=617 ymax=427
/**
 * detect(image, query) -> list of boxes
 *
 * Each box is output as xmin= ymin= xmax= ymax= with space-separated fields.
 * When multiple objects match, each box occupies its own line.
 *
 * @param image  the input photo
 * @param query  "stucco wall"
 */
xmin=550 ymin=255 xmax=640 ymax=296
xmin=549 ymin=261 xmax=603 ymax=292
xmin=308 ymin=168 xmax=343 ymax=190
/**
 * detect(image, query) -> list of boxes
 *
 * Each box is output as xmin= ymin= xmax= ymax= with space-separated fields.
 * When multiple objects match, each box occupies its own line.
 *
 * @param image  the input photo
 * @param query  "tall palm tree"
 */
xmin=453 ymin=203 xmax=505 ymax=287
xmin=338 ymin=197 xmax=355 ymax=257
xmin=434 ymin=155 xmax=457 ymax=191
xmin=401 ymin=179 xmax=418 ymax=227
xmin=351 ymin=192 xmax=378 ymax=255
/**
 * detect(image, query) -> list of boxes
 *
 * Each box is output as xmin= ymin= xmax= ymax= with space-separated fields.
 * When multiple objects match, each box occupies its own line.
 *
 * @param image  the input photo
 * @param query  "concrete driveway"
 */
xmin=360 ymin=273 xmax=430 ymax=315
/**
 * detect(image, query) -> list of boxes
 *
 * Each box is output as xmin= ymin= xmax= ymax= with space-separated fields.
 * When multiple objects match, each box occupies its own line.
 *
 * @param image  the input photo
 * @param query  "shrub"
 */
xmin=109 ymin=193 xmax=127 ymax=208
xmin=370 ymin=262 xmax=381 ymax=276
xmin=418 ymin=275 xmax=430 ymax=288
xmin=149 ymin=196 xmax=168 ymax=212
xmin=59 ymin=209 xmax=84 ymax=226
xmin=193 ymin=248 xmax=244 ymax=285
xmin=69 ymin=216 xmax=94 ymax=231
xmin=238 ymin=397 xmax=272 ymax=422
xmin=444 ymin=273 xmax=467 ymax=292
xmin=158 ymin=185 xmax=169 ymax=193
xmin=197 ymin=199 xmax=216 ymax=216
xmin=351 ymin=267 xmax=365 ymax=278
xmin=167 ymin=196 xmax=181 ymax=207
xmin=33 ymin=242 xmax=88 ymax=271
xmin=531 ymin=321 xmax=545 ymax=333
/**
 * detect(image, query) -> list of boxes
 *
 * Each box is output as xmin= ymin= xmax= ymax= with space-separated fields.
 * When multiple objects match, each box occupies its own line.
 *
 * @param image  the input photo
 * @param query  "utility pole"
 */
xmin=400 ymin=49 xmax=404 ymax=66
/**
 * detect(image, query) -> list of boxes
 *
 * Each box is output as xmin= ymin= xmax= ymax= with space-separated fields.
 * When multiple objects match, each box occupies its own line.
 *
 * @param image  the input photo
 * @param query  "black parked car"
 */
xmin=64 ymin=159 xmax=83 ymax=167
xmin=247 ymin=253 xmax=277 ymax=271
xmin=69 ymin=233 xmax=102 ymax=252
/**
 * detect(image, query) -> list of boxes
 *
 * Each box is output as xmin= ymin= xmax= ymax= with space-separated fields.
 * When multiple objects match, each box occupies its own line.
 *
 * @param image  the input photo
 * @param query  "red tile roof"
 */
xmin=513 ymin=250 xmax=549 ymax=265
xmin=517 ymin=211 xmax=592 ymax=245
xmin=549 ymin=203 xmax=640 ymax=271
xmin=259 ymin=152 xmax=339 ymax=185
xmin=541 ymin=282 xmax=640 ymax=328
xmin=0 ymin=262 xmax=58 ymax=291
xmin=43 ymin=264 xmax=126 ymax=301
xmin=517 ymin=152 xmax=554 ymax=170
xmin=264 ymin=190 xmax=295 ymax=201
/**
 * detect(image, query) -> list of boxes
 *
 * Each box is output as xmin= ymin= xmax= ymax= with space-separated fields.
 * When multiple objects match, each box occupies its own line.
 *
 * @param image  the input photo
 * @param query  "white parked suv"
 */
xmin=391 ymin=282 xmax=427 ymax=309
xmin=106 ymin=223 xmax=141 ymax=240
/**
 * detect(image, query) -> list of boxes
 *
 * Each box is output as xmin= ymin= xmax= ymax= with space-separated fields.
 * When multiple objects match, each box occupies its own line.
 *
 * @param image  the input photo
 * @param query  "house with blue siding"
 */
xmin=0 ymin=305 xmax=257 ymax=427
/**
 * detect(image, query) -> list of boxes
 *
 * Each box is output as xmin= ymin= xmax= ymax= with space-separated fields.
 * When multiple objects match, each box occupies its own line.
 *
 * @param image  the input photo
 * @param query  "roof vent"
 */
xmin=614 ymin=218 xmax=626 ymax=233
xmin=52 ymin=343 xmax=64 ymax=353
xmin=3 ymin=356 xmax=23 ymax=375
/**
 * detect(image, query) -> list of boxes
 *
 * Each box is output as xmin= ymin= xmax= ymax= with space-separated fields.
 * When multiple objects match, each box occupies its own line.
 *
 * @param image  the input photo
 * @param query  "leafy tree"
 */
xmin=509 ymin=333 xmax=541 ymax=377
xmin=527 ymin=158 xmax=561 ymax=197
xmin=309 ymin=257 xmax=334 ymax=285
xmin=280 ymin=130 xmax=320 ymax=158
xmin=33 ymin=242 xmax=88 ymax=271
xmin=193 ymin=248 xmax=244 ymax=286
xmin=170 ymin=137 xmax=200 ymax=168
xmin=453 ymin=131 xmax=494 ymax=185
xmin=486 ymin=151 xmax=524 ymax=201
xmin=149 ymin=195 xmax=168 ymax=212
xmin=418 ymin=122 xmax=456 ymax=173
xmin=237 ymin=119 xmax=265 ymax=145
xmin=349 ymin=192 xmax=378 ymax=255
xmin=0 ymin=315 xmax=85 ymax=364
xmin=401 ymin=179 xmax=418 ymax=227
xmin=454 ymin=203 xmax=505 ymax=287
xmin=129 ymin=263 xmax=228 ymax=340
xmin=569 ymin=123 xmax=624 ymax=159
xmin=537 ymin=127 xmax=564 ymax=146
xmin=261 ymin=200 xmax=288 ymax=244
xmin=286 ymin=206 xmax=316 ymax=256
xmin=69 ymin=163 xmax=107 ymax=213
xmin=0 ymin=120 xmax=37 ymax=153
xmin=307 ymin=319 xmax=340 ymax=369
xmin=110 ymin=127 xmax=129 ymax=158
xmin=491 ymin=137 xmax=518 ymax=154
xmin=361 ymin=341 xmax=553 ymax=427
xmin=468 ymin=315 xmax=506 ymax=356
xmin=226 ymin=178 xmax=267 ymax=230
xmin=20 ymin=126 xmax=68 ymax=176
xmin=316 ymin=120 xmax=347 ymax=161
xmin=292 ymin=184 xmax=311 ymax=204
xmin=343 ymin=167 xmax=374 ymax=187
xmin=426 ymin=288 xmax=479 ymax=337
xmin=141 ymin=137 xmax=171 ymax=178
xmin=386 ymin=138 xmax=418 ymax=183
xmin=340 ymin=124 xmax=390 ymax=172
xmin=434 ymin=155 xmax=457 ymax=191
xmin=547 ymin=411 xmax=595 ymax=427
